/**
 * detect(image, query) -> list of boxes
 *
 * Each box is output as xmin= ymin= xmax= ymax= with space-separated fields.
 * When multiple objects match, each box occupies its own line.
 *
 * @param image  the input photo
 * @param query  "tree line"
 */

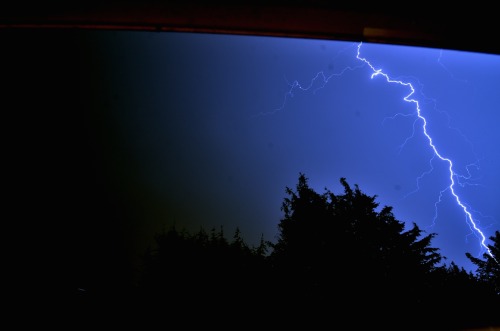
xmin=76 ymin=173 xmax=500 ymax=330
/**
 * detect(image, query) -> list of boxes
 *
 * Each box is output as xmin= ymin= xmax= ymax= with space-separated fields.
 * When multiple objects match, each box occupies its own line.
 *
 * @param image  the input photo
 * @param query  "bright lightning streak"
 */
xmin=355 ymin=42 xmax=495 ymax=261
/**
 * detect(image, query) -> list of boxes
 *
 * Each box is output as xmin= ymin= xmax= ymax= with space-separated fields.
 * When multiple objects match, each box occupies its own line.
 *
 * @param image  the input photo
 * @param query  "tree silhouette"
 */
xmin=463 ymin=230 xmax=500 ymax=329
xmin=425 ymin=261 xmax=500 ymax=330
xmin=466 ymin=230 xmax=500 ymax=295
xmin=128 ymin=173 xmax=499 ymax=329
xmin=138 ymin=223 xmax=271 ymax=317
xmin=268 ymin=173 xmax=444 ymax=326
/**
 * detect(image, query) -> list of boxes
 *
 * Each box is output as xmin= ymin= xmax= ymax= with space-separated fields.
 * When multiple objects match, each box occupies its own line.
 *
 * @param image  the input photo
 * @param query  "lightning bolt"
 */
xmin=253 ymin=43 xmax=365 ymax=118
xmin=355 ymin=42 xmax=496 ymax=262
xmin=265 ymin=41 xmax=497 ymax=266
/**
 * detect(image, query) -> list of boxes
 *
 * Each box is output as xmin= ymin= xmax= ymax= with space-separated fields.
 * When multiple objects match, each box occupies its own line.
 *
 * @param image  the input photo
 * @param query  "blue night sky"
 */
xmin=62 ymin=30 xmax=500 ymax=273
